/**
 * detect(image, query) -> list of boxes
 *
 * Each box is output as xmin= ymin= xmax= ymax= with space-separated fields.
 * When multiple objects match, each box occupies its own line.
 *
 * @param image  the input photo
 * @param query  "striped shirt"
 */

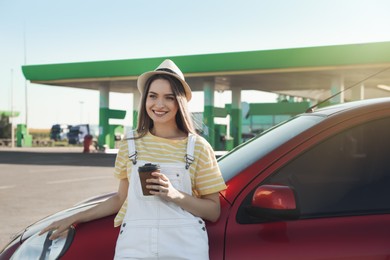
xmin=113 ymin=131 xmax=227 ymax=227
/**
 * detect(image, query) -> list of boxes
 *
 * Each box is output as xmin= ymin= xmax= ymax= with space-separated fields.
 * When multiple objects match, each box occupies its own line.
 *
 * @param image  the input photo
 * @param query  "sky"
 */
xmin=1 ymin=0 xmax=390 ymax=129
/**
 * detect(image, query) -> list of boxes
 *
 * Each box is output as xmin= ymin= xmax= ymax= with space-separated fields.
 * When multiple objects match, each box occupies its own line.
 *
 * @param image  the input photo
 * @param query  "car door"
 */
xmin=224 ymin=116 xmax=390 ymax=259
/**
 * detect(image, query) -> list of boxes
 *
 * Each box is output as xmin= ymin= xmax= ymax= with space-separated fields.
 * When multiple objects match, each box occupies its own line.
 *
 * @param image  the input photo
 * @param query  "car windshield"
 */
xmin=218 ymin=114 xmax=324 ymax=182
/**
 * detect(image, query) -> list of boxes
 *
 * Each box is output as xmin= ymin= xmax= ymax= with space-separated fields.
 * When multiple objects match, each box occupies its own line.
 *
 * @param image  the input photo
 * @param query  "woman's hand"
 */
xmin=39 ymin=216 xmax=75 ymax=240
xmin=146 ymin=172 xmax=180 ymax=200
xmin=146 ymin=172 xmax=221 ymax=222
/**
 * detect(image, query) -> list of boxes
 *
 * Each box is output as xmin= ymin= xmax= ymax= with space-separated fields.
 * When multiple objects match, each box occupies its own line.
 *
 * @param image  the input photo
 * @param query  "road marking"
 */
xmin=0 ymin=185 xmax=16 ymax=190
xmin=28 ymin=168 xmax=72 ymax=173
xmin=46 ymin=176 xmax=111 ymax=184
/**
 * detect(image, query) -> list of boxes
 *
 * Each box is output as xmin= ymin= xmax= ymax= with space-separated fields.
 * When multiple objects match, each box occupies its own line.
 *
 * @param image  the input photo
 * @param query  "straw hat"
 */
xmin=137 ymin=59 xmax=192 ymax=101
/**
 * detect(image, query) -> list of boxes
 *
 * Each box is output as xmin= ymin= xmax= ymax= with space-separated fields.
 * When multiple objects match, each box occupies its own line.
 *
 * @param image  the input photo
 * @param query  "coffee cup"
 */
xmin=138 ymin=163 xmax=161 ymax=196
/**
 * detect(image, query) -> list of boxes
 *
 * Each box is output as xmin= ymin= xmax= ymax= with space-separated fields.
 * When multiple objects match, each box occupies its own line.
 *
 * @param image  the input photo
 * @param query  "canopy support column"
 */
xmin=132 ymin=91 xmax=141 ymax=129
xmin=230 ymin=88 xmax=242 ymax=146
xmin=98 ymin=84 xmax=109 ymax=148
xmin=203 ymin=81 xmax=215 ymax=148
xmin=330 ymin=76 xmax=345 ymax=104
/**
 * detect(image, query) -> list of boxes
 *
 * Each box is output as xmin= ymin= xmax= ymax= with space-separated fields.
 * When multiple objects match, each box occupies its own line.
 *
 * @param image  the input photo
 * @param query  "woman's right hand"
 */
xmin=39 ymin=216 xmax=75 ymax=240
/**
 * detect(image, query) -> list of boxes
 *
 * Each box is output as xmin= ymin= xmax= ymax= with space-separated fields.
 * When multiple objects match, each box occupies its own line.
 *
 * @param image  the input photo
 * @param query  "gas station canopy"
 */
xmin=22 ymin=41 xmax=390 ymax=101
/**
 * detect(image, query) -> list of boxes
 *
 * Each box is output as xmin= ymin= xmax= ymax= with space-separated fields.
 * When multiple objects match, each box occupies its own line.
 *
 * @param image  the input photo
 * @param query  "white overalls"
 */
xmin=114 ymin=132 xmax=209 ymax=260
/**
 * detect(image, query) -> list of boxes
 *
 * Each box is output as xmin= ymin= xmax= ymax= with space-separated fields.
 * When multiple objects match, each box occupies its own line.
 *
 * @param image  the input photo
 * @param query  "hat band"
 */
xmin=156 ymin=68 xmax=179 ymax=76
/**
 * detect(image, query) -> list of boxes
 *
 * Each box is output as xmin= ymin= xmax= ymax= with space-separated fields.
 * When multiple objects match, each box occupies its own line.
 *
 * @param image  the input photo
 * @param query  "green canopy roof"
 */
xmin=23 ymin=41 xmax=390 ymax=81
xmin=22 ymin=41 xmax=390 ymax=101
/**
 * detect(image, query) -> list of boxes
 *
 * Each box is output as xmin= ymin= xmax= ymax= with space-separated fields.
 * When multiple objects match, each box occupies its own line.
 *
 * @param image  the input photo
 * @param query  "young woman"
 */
xmin=40 ymin=59 xmax=226 ymax=259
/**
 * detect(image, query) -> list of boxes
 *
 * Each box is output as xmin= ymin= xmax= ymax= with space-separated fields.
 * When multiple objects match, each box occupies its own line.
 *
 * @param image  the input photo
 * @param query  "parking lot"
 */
xmin=0 ymin=147 xmax=119 ymax=250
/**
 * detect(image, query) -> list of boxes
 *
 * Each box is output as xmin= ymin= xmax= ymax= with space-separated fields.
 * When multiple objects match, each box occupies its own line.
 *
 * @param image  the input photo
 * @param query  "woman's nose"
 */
xmin=156 ymin=99 xmax=164 ymax=107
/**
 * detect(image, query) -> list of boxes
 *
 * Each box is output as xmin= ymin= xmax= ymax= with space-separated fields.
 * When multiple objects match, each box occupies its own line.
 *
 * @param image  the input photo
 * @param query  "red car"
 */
xmin=2 ymin=97 xmax=390 ymax=259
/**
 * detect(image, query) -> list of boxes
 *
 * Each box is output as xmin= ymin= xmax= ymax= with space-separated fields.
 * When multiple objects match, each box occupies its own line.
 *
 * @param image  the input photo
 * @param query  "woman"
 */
xmin=40 ymin=59 xmax=226 ymax=259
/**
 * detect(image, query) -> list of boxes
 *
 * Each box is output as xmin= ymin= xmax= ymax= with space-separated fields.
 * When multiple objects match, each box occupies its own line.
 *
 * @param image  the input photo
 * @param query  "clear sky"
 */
xmin=1 ymin=0 xmax=390 ymax=129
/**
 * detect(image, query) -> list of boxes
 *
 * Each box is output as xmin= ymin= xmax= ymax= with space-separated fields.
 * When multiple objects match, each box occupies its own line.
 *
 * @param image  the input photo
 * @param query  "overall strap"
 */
xmin=185 ymin=134 xmax=197 ymax=169
xmin=127 ymin=130 xmax=137 ymax=165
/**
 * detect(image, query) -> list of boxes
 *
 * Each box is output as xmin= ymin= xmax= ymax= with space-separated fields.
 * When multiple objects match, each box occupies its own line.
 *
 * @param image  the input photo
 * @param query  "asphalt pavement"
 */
xmin=0 ymin=147 xmax=119 ymax=250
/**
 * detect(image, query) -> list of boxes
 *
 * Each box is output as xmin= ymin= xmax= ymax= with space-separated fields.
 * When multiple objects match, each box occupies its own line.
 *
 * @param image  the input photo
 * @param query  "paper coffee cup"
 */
xmin=138 ymin=163 xmax=160 ymax=196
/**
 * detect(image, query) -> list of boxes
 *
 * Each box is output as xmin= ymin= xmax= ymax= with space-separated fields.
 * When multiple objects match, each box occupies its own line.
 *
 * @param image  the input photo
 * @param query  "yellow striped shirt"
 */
xmin=113 ymin=132 xmax=227 ymax=226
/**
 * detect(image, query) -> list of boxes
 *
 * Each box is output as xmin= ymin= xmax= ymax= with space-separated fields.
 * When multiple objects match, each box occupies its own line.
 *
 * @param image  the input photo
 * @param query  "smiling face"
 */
xmin=146 ymin=78 xmax=179 ymax=128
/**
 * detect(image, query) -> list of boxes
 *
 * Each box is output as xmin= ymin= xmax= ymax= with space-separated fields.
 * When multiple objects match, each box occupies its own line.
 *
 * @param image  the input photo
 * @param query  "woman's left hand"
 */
xmin=146 ymin=171 xmax=221 ymax=222
xmin=146 ymin=172 xmax=181 ymax=200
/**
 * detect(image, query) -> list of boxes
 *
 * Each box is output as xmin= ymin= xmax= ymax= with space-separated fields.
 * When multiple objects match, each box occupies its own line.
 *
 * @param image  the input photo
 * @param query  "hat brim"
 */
xmin=137 ymin=71 xmax=192 ymax=101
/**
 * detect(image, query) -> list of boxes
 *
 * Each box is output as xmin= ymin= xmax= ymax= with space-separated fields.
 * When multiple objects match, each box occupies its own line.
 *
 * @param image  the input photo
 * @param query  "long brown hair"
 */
xmin=136 ymin=74 xmax=196 ymax=138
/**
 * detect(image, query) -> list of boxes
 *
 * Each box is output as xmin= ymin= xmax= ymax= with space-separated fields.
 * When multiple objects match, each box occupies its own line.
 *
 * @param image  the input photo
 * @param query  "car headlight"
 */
xmin=10 ymin=227 xmax=75 ymax=260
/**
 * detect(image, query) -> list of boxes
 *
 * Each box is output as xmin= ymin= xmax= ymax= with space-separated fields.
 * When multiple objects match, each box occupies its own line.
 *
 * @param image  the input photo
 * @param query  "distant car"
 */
xmin=67 ymin=124 xmax=90 ymax=144
xmin=49 ymin=124 xmax=70 ymax=141
xmin=2 ymin=98 xmax=390 ymax=259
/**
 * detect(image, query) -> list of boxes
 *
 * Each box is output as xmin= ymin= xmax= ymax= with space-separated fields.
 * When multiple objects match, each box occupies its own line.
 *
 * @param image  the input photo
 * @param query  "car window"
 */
xmin=218 ymin=115 xmax=323 ymax=182
xmin=262 ymin=116 xmax=390 ymax=219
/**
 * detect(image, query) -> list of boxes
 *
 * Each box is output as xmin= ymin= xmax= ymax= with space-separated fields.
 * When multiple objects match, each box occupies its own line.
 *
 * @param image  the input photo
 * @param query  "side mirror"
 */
xmin=246 ymin=184 xmax=300 ymax=221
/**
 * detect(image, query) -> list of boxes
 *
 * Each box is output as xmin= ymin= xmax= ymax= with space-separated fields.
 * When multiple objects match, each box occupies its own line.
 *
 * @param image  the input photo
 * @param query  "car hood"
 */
xmin=20 ymin=193 xmax=114 ymax=242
